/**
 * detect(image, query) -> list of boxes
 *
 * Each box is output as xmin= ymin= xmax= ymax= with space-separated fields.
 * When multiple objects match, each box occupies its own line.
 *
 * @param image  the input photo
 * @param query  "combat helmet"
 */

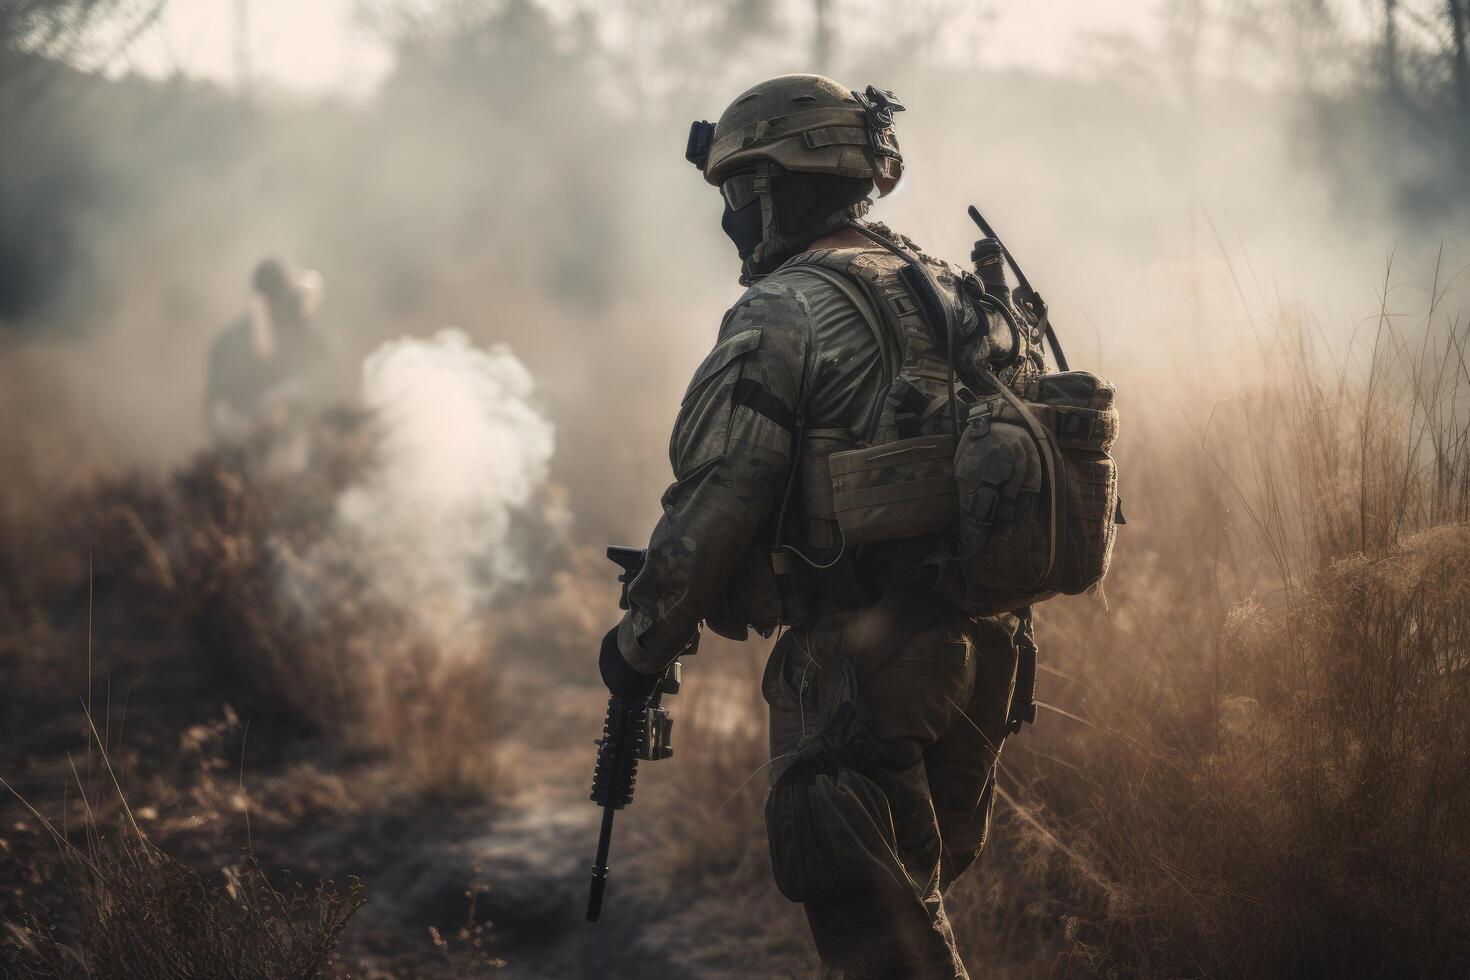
xmin=687 ymin=74 xmax=904 ymax=279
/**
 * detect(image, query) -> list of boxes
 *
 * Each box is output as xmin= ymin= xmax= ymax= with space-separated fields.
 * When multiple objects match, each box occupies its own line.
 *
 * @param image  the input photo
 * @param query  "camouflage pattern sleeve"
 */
xmin=615 ymin=279 xmax=813 ymax=674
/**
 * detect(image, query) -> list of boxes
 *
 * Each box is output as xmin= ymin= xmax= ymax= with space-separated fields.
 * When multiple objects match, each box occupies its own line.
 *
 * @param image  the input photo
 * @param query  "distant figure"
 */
xmin=205 ymin=258 xmax=327 ymax=446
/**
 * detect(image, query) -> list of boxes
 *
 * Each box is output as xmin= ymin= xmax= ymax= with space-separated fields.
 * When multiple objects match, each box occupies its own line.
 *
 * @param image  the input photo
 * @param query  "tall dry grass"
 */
xmin=639 ymin=272 xmax=1470 ymax=977
xmin=2 ymin=834 xmax=362 ymax=980
xmin=981 ymin=276 xmax=1470 ymax=977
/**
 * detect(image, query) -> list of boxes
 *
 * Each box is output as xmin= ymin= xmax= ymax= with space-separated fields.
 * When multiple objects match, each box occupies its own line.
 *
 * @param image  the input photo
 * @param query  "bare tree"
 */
xmin=1450 ymin=0 xmax=1470 ymax=113
xmin=813 ymin=0 xmax=832 ymax=73
xmin=1164 ymin=0 xmax=1205 ymax=99
xmin=0 ymin=0 xmax=163 ymax=69
xmin=1381 ymin=0 xmax=1403 ymax=95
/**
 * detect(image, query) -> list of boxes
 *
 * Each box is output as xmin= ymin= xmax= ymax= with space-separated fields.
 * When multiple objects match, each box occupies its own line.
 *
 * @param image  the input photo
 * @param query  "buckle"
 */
xmin=967 ymin=400 xmax=993 ymax=431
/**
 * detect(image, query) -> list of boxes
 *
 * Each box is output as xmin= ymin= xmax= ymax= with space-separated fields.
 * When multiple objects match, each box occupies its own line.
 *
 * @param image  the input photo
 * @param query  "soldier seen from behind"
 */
xmin=591 ymin=74 xmax=1122 ymax=979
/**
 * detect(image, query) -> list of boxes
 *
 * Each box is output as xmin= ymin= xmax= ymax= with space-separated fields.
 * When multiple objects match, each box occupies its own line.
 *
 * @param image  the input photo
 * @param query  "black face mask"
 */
xmin=719 ymin=169 xmax=874 ymax=272
xmin=721 ymin=193 xmax=764 ymax=261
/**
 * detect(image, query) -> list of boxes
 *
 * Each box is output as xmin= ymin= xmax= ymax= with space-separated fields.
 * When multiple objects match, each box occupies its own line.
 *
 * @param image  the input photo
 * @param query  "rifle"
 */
xmin=967 ymin=204 xmax=1069 ymax=372
xmin=586 ymin=546 xmax=683 ymax=922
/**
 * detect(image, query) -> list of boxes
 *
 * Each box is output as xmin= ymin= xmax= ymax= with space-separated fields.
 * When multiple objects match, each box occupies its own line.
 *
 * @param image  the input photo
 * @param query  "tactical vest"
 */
xmin=705 ymin=234 xmax=1120 ymax=638
xmin=785 ymin=246 xmax=989 ymax=557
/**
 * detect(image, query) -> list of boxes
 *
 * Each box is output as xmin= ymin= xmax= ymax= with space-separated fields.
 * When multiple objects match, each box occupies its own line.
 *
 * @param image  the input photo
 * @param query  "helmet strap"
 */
xmin=742 ymin=161 xmax=783 ymax=283
xmin=739 ymin=164 xmax=873 ymax=285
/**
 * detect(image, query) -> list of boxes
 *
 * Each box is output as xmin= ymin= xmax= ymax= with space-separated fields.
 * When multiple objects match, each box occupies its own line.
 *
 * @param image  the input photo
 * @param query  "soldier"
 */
xmin=204 ymin=258 xmax=327 ymax=445
xmin=598 ymin=75 xmax=1047 ymax=978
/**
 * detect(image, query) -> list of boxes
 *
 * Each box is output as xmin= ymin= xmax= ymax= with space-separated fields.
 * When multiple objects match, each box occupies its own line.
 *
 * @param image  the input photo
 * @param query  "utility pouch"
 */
xmin=800 ymin=427 xmax=854 ymax=551
xmin=829 ymin=435 xmax=956 ymax=546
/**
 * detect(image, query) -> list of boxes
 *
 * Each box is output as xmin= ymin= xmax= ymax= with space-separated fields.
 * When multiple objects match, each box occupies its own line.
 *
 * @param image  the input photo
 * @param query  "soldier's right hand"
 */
xmin=598 ymin=627 xmax=661 ymax=700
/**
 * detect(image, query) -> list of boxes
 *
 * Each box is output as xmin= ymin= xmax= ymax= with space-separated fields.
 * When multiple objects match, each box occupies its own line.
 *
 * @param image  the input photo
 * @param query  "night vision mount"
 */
xmin=852 ymin=85 xmax=904 ymax=158
xmin=686 ymin=120 xmax=714 ymax=171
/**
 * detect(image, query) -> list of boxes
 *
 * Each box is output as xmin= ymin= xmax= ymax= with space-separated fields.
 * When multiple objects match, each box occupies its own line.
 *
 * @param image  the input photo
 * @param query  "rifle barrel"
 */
xmin=587 ymin=805 xmax=616 ymax=921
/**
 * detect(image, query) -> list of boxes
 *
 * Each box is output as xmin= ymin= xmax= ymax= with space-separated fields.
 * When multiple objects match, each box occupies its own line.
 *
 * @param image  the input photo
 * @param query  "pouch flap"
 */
xmin=1036 ymin=371 xmax=1115 ymax=411
xmin=955 ymin=419 xmax=1041 ymax=499
xmin=684 ymin=327 xmax=763 ymax=400
xmin=802 ymin=428 xmax=854 ymax=521
xmin=829 ymin=435 xmax=950 ymax=479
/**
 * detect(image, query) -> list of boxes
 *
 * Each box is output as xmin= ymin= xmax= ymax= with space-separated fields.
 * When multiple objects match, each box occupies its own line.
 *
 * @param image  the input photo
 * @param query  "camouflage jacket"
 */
xmin=615 ymin=231 xmax=1040 ymax=674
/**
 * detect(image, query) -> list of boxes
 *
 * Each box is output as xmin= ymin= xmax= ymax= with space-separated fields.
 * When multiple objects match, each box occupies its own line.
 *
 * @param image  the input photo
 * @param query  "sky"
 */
xmin=120 ymin=0 xmax=394 ymax=98
xmin=116 ymin=0 xmax=1168 ymax=98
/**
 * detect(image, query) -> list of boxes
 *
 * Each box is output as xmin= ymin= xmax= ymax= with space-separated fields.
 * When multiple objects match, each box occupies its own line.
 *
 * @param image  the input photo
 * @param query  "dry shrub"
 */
xmin=10 ymin=410 xmax=519 ymax=802
xmin=635 ymin=635 xmax=773 ymax=892
xmin=629 ymin=634 xmax=816 ymax=977
xmin=358 ymin=636 xmax=507 ymax=802
xmin=164 ymin=412 xmax=381 ymax=731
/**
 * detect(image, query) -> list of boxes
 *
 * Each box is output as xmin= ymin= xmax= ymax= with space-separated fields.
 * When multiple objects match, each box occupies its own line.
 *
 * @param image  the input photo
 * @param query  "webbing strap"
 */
xmin=832 ymin=475 xmax=954 ymax=512
xmin=732 ymin=378 xmax=798 ymax=431
xmin=980 ymin=370 xmax=1060 ymax=589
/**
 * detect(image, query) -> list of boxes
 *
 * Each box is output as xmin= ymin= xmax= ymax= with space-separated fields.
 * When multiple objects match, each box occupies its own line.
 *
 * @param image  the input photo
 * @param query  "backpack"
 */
xmin=778 ymin=223 xmax=1121 ymax=617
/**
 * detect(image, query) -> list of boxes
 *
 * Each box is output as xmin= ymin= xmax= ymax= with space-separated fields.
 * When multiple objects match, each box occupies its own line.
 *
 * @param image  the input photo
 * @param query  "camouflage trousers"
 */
xmin=763 ymin=603 xmax=1019 ymax=980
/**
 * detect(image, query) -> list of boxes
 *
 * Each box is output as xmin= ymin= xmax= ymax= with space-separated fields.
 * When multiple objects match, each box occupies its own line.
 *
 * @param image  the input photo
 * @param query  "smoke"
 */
xmin=332 ymin=328 xmax=559 ymax=628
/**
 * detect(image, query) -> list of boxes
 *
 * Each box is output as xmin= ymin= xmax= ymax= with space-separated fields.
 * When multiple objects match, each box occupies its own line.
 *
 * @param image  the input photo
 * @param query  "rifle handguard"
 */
xmin=590 ymin=696 xmax=645 ymax=809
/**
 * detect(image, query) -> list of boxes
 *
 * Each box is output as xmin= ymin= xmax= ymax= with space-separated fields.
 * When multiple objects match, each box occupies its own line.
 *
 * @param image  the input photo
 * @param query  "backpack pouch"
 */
xmin=1053 ymin=446 xmax=1118 ymax=593
xmin=951 ymin=401 xmax=1051 ymax=595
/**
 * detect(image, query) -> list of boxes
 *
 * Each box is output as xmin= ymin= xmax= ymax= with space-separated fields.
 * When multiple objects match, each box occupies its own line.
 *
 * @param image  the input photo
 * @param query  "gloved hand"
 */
xmin=599 ymin=626 xmax=661 ymax=700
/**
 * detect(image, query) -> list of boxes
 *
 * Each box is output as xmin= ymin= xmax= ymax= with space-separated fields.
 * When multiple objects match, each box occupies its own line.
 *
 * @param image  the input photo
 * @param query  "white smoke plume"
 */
xmin=333 ymin=328 xmax=558 ymax=627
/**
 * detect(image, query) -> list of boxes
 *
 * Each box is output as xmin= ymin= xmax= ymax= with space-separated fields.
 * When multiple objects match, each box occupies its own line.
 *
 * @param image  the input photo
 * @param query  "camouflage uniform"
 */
xmin=601 ymin=73 xmax=1047 ymax=978
xmin=615 ymin=237 xmax=1021 ymax=979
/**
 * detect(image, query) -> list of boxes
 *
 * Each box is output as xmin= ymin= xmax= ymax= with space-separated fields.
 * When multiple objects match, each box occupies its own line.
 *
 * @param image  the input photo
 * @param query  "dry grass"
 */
xmin=4 ymin=409 xmax=518 ymax=804
xmin=2 ymin=838 xmax=363 ymax=980
xmin=0 ymin=710 xmax=364 ymax=980
xmin=638 ymin=273 xmax=1470 ymax=977
xmin=4 ymin=267 xmax=1468 ymax=977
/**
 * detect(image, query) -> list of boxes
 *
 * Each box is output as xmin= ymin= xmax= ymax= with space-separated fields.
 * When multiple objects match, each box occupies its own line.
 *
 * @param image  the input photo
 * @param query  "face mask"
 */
xmin=720 ymin=191 xmax=764 ymax=260
xmin=718 ymin=169 xmax=874 ymax=272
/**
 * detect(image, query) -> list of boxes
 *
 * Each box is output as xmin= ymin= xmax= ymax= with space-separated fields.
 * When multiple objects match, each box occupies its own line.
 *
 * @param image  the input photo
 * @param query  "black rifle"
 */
xmin=968 ymin=204 xmax=1069 ymax=372
xmin=586 ymin=546 xmax=682 ymax=922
